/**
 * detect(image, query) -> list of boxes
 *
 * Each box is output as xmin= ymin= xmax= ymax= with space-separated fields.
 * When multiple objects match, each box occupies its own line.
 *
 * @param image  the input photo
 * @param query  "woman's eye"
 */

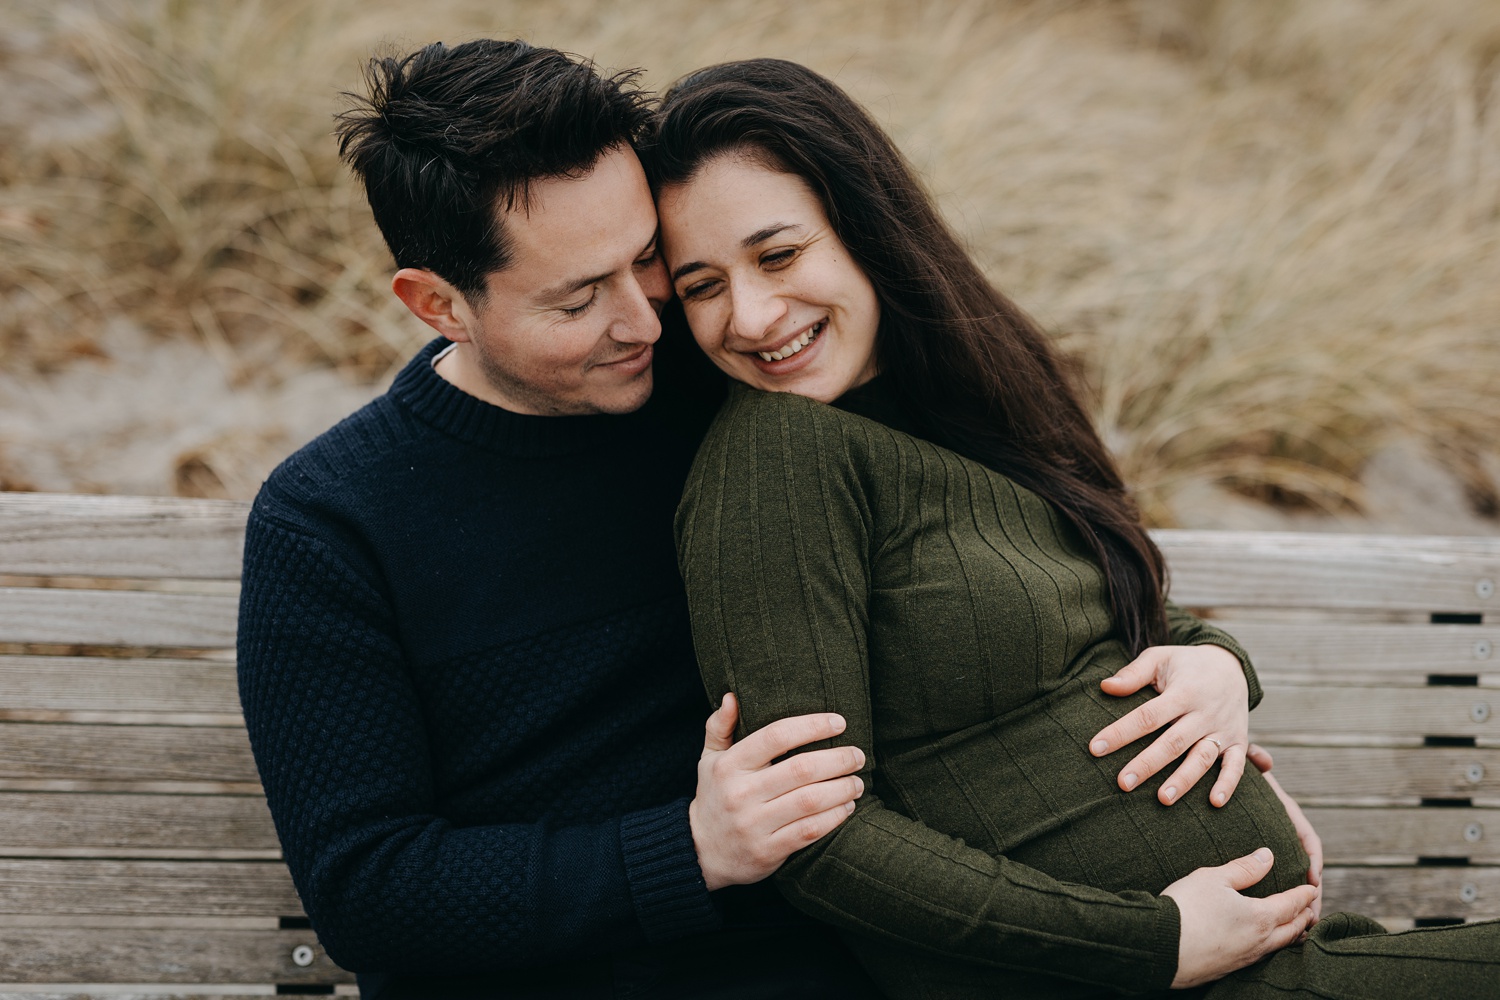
xmin=761 ymin=247 xmax=798 ymax=268
xmin=561 ymin=289 xmax=597 ymax=317
xmin=679 ymin=279 xmax=720 ymax=301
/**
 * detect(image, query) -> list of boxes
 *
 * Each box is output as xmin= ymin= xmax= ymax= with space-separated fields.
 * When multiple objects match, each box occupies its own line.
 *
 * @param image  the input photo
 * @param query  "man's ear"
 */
xmin=392 ymin=268 xmax=475 ymax=342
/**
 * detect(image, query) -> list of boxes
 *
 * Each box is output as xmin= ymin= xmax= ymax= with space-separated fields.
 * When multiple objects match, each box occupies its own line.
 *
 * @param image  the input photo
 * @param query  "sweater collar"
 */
xmin=391 ymin=339 xmax=632 ymax=457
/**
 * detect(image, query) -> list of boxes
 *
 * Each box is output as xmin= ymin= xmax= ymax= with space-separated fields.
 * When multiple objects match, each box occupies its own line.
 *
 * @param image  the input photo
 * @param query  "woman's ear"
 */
xmin=392 ymin=268 xmax=476 ymax=342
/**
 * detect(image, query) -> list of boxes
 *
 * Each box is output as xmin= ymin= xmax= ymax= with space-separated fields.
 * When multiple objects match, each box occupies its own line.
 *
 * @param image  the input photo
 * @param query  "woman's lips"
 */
xmin=748 ymin=319 xmax=827 ymax=375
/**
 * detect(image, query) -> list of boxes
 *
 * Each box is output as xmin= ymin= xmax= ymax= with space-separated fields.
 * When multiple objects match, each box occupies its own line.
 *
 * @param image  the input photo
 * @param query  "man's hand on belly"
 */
xmin=1087 ymin=644 xmax=1250 ymax=807
xmin=1162 ymin=847 xmax=1320 ymax=988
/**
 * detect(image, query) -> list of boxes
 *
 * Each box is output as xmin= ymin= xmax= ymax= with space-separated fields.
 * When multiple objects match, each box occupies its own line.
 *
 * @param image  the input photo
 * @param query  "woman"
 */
xmin=649 ymin=59 xmax=1500 ymax=999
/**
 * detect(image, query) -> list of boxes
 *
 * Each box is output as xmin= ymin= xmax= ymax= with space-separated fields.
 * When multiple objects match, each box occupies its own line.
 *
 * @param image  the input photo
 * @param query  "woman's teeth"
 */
xmin=758 ymin=321 xmax=825 ymax=362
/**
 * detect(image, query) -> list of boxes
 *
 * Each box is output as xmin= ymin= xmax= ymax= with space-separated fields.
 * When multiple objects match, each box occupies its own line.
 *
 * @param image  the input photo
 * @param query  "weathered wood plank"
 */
xmin=1156 ymin=529 xmax=1500 ymax=613
xmin=1307 ymin=807 xmax=1500 ymax=862
xmin=0 ymin=658 xmax=239 ymax=715
xmin=1253 ymin=685 xmax=1499 ymax=739
xmin=1216 ymin=621 xmax=1500 ymax=677
xmin=1265 ymin=746 xmax=1500 ymax=801
xmin=0 ymin=493 xmax=247 ymax=580
xmin=1322 ymin=865 xmax=1500 ymax=919
xmin=0 ymin=590 xmax=238 ymax=649
xmin=0 ymin=861 xmax=302 ymax=916
xmin=0 ymin=928 xmax=349 ymax=985
xmin=0 ymin=725 xmax=258 ymax=784
xmin=0 ymin=794 xmax=277 ymax=855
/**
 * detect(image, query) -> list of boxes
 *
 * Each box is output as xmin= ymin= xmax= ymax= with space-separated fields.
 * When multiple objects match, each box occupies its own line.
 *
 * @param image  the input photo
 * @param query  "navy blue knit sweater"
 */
xmin=237 ymin=339 xmax=855 ymax=997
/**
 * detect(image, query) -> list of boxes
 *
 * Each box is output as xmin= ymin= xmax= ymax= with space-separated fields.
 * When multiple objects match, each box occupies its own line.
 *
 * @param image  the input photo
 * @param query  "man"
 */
xmin=238 ymin=36 xmax=1316 ymax=1000
xmin=237 ymin=40 xmax=871 ymax=999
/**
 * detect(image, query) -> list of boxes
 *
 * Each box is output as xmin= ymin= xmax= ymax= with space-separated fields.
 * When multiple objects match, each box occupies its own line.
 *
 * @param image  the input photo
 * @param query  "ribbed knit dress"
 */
xmin=676 ymin=382 xmax=1500 ymax=1000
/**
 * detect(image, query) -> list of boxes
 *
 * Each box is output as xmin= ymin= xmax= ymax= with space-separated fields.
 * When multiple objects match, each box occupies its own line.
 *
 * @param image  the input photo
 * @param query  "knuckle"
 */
xmin=787 ymin=755 xmax=816 ymax=785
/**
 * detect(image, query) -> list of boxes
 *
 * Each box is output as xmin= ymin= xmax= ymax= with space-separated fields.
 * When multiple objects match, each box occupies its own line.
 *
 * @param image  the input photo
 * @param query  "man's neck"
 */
xmin=432 ymin=340 xmax=541 ymax=414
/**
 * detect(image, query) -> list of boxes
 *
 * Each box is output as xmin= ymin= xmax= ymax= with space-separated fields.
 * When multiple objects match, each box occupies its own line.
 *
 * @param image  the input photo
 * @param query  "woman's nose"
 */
xmin=727 ymin=278 xmax=787 ymax=344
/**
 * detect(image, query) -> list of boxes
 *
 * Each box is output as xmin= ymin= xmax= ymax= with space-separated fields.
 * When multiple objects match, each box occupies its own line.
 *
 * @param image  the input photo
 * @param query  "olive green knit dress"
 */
xmin=676 ymin=382 xmax=1500 ymax=1000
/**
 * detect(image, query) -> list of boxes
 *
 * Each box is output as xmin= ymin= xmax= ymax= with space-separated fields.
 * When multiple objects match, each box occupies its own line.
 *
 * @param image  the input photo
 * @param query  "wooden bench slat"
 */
xmin=0 ymin=794 xmax=277 ymax=855
xmin=0 ymin=590 xmax=238 ymax=649
xmin=1263 ymin=746 xmax=1500 ymax=801
xmin=0 ymin=494 xmax=247 ymax=580
xmin=1219 ymin=621 xmax=1500 ymax=676
xmin=0 ymin=861 xmax=302 ymax=917
xmin=0 ymin=658 xmax=239 ymax=715
xmin=1308 ymin=807 xmax=1500 ymax=862
xmin=1156 ymin=529 xmax=1500 ymax=613
xmin=1253 ymin=685 xmax=1499 ymax=740
xmin=1322 ymin=865 xmax=1500 ymax=918
xmin=0 ymin=928 xmax=348 ymax=985
xmin=0 ymin=724 xmax=257 ymax=784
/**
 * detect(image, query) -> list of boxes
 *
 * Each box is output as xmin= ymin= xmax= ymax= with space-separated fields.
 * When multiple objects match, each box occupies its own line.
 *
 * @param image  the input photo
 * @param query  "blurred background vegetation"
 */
xmin=1 ymin=0 xmax=1497 ymax=526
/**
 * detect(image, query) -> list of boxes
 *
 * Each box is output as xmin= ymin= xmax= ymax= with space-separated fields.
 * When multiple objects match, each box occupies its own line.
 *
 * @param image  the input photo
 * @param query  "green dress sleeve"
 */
xmin=1164 ymin=600 xmax=1263 ymax=710
xmin=676 ymin=388 xmax=1180 ymax=994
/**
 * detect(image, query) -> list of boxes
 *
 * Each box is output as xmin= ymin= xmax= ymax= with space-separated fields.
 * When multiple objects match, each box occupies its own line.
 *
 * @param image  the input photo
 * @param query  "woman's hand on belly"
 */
xmin=1088 ymin=644 xmax=1250 ymax=807
xmin=1162 ymin=847 xmax=1320 ymax=988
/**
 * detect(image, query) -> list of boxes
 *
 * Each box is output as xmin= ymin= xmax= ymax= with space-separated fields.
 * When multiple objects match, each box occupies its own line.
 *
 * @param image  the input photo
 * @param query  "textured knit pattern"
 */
xmin=237 ymin=340 xmax=723 ymax=990
xmin=677 ymin=382 xmax=1309 ymax=999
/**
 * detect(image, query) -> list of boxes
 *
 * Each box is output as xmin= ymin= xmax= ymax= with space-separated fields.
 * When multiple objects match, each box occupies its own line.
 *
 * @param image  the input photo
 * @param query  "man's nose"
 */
xmin=613 ymin=266 xmax=665 ymax=345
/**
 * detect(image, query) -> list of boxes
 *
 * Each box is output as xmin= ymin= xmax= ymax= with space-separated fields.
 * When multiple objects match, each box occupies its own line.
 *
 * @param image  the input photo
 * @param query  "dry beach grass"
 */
xmin=1 ymin=0 xmax=1497 ymax=523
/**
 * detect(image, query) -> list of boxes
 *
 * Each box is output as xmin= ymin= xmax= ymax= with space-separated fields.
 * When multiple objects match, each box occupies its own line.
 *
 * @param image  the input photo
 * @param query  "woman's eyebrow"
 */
xmin=672 ymin=223 xmax=806 ymax=284
xmin=742 ymin=223 xmax=801 ymax=248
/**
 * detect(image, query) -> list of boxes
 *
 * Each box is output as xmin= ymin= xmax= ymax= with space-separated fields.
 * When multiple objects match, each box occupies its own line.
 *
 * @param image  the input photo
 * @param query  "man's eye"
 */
xmin=634 ymin=249 xmax=659 ymax=269
xmin=562 ymin=289 xmax=597 ymax=317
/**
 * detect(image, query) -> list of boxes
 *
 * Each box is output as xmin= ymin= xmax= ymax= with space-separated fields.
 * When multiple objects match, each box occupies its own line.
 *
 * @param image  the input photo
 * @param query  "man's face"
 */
xmin=454 ymin=144 xmax=669 ymax=416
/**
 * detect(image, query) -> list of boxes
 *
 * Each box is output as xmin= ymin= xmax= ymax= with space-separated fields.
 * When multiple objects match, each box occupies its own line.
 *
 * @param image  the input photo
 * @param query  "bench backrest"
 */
xmin=1 ymin=492 xmax=1497 ymax=994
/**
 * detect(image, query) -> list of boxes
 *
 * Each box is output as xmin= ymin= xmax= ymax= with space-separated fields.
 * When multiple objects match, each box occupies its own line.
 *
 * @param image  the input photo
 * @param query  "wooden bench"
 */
xmin=0 ymin=491 xmax=1496 ymax=996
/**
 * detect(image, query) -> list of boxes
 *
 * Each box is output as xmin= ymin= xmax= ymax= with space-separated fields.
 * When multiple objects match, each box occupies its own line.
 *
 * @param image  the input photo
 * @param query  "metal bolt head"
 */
xmin=291 ymin=945 xmax=315 ymax=968
xmin=1473 ymin=702 xmax=1492 ymax=724
xmin=1464 ymin=822 xmax=1484 ymax=843
xmin=1479 ymin=579 xmax=1496 ymax=599
xmin=1477 ymin=639 xmax=1494 ymax=661
xmin=1460 ymin=883 xmax=1479 ymax=903
xmin=1467 ymin=763 xmax=1486 ymax=783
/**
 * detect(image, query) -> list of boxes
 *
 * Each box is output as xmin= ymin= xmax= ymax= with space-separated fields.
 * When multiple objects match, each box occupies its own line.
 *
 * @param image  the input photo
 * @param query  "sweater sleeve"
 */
xmin=676 ymin=391 xmax=1179 ymax=994
xmin=236 ymin=503 xmax=715 ymax=976
xmin=1165 ymin=600 xmax=1263 ymax=710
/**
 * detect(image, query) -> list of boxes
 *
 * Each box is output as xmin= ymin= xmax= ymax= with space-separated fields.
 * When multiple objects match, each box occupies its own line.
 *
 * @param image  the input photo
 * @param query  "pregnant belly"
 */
xmin=878 ymin=664 xmax=1308 ymax=897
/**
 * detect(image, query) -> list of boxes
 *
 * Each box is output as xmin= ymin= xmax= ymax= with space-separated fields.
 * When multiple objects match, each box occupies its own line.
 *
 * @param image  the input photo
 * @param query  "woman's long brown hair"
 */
xmin=647 ymin=58 xmax=1169 ymax=656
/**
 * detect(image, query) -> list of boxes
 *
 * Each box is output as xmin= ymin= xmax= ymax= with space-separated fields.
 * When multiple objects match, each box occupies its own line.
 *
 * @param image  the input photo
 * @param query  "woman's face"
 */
xmin=657 ymin=153 xmax=880 ymax=403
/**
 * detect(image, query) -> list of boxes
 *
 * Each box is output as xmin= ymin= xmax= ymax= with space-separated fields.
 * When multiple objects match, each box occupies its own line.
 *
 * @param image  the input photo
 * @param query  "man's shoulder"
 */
xmin=255 ymin=394 xmax=407 ymax=517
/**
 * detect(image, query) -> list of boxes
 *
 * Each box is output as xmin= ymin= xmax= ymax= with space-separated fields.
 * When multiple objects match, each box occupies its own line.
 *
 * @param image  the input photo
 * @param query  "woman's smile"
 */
xmin=657 ymin=153 xmax=880 ymax=403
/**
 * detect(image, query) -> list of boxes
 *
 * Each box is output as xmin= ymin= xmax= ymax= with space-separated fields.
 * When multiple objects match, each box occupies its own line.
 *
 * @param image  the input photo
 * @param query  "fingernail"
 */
xmin=854 ymin=776 xmax=865 ymax=795
xmin=845 ymin=800 xmax=856 ymax=813
xmin=854 ymin=748 xmax=866 ymax=766
xmin=1122 ymin=772 xmax=1138 ymax=790
xmin=1254 ymin=847 xmax=1272 ymax=863
xmin=1212 ymin=791 xmax=1225 ymax=806
xmin=1090 ymin=739 xmax=1108 ymax=755
xmin=1162 ymin=786 xmax=1177 ymax=802
xmin=829 ymin=715 xmax=846 ymax=732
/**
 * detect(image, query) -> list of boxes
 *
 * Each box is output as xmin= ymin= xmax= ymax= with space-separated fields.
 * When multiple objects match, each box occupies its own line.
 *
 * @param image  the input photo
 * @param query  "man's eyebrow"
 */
xmin=537 ymin=269 xmax=611 ymax=304
xmin=671 ymin=225 xmax=804 ymax=285
xmin=535 ymin=234 xmax=657 ymax=303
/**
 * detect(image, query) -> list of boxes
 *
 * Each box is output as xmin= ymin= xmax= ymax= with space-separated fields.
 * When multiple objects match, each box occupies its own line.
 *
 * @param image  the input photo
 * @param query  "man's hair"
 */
xmin=335 ymin=39 xmax=652 ymax=301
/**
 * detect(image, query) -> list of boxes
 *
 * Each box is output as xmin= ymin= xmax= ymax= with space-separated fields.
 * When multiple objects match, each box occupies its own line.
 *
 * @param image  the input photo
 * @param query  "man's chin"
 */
xmin=591 ymin=368 xmax=654 ymax=415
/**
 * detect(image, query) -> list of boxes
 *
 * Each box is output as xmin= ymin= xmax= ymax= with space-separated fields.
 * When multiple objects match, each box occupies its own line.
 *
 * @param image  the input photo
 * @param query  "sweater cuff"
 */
xmin=1139 ymin=892 xmax=1181 ymax=994
xmin=620 ymin=798 xmax=719 ymax=943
